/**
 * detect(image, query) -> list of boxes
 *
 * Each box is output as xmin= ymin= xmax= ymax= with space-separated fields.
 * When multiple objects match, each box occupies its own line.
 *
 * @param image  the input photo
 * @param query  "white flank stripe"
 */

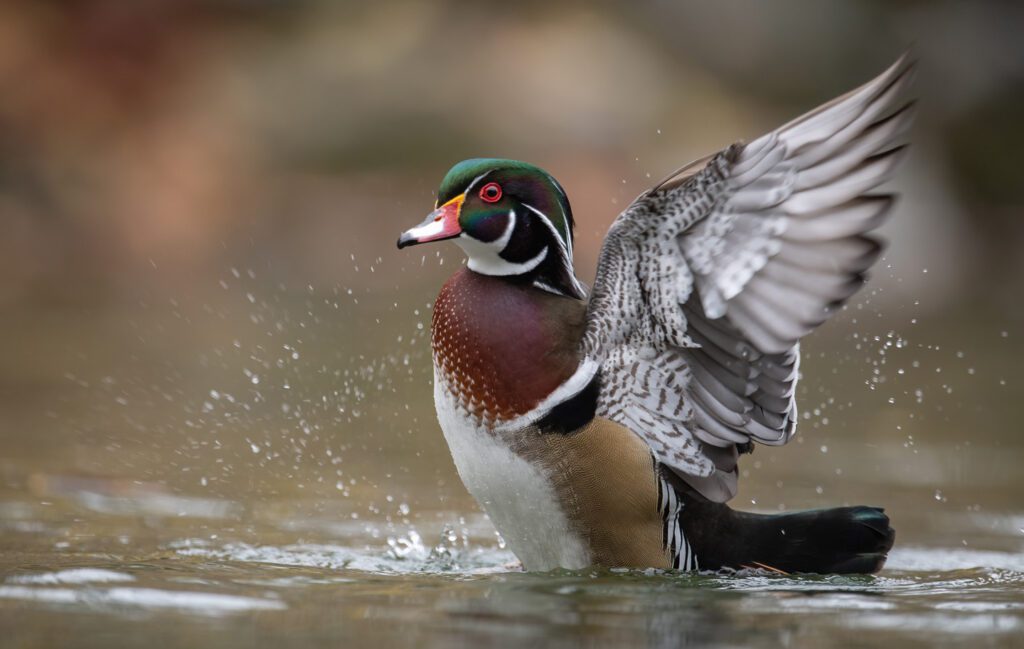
xmin=493 ymin=358 xmax=601 ymax=433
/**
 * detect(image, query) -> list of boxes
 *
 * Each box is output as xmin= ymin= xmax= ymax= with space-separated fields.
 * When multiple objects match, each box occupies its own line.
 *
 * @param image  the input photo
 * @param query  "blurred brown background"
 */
xmin=1 ymin=1 xmax=1022 ymax=547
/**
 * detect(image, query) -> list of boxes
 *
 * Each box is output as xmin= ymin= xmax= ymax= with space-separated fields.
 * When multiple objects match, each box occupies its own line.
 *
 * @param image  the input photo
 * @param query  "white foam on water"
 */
xmin=102 ymin=588 xmax=286 ymax=613
xmin=8 ymin=568 xmax=135 ymax=585
xmin=176 ymin=539 xmax=516 ymax=575
xmin=0 ymin=586 xmax=79 ymax=604
xmin=934 ymin=601 xmax=1024 ymax=612
xmin=0 ymin=586 xmax=285 ymax=615
xmin=774 ymin=595 xmax=896 ymax=611
xmin=885 ymin=547 xmax=1024 ymax=572
xmin=842 ymin=611 xmax=1022 ymax=635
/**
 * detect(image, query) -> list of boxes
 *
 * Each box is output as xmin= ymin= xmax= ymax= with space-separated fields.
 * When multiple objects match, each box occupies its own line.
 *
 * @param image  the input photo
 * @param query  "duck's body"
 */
xmin=435 ymin=379 xmax=672 ymax=570
xmin=399 ymin=55 xmax=915 ymax=574
xmin=432 ymin=270 xmax=677 ymax=570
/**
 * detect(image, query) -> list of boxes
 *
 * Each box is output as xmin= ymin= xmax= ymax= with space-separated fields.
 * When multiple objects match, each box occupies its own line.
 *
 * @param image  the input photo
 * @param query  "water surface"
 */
xmin=2 ymin=492 xmax=1023 ymax=648
xmin=1 ymin=284 xmax=1021 ymax=648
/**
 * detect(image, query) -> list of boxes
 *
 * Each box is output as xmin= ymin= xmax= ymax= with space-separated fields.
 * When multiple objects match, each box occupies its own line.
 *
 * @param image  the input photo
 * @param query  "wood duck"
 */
xmin=397 ymin=55 xmax=914 ymax=573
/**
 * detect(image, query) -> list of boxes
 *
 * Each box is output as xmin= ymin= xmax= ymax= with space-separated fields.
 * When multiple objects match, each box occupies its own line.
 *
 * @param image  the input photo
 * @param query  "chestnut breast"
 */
xmin=432 ymin=269 xmax=586 ymax=424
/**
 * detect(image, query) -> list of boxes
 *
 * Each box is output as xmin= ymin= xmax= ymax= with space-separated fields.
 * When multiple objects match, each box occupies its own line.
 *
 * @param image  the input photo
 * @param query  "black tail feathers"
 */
xmin=680 ymin=491 xmax=895 ymax=574
xmin=749 ymin=505 xmax=895 ymax=574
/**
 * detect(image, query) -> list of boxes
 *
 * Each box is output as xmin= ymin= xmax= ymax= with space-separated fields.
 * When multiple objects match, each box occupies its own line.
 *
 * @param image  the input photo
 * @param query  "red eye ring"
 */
xmin=479 ymin=182 xmax=502 ymax=203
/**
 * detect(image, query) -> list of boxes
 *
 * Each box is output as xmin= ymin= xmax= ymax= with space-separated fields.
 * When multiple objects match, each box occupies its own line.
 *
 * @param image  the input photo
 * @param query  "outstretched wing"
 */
xmin=582 ymin=55 xmax=915 ymax=502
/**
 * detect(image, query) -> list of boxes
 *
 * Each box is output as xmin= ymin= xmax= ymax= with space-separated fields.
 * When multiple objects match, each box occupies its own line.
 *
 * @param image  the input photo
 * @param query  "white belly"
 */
xmin=433 ymin=370 xmax=590 ymax=571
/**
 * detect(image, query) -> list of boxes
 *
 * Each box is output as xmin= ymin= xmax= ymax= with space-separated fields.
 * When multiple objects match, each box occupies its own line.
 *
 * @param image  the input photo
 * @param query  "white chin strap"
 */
xmin=458 ymin=210 xmax=548 ymax=276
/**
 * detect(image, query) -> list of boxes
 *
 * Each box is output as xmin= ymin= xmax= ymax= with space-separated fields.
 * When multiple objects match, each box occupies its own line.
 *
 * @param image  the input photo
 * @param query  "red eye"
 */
xmin=479 ymin=182 xmax=502 ymax=203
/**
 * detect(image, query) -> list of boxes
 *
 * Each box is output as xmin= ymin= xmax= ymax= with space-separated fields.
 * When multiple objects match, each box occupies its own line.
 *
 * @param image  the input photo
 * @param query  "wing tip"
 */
xmin=868 ymin=50 xmax=919 ymax=99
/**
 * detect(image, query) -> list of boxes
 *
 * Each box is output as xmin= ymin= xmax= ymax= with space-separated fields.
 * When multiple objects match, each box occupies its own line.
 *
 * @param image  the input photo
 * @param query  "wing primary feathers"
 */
xmin=792 ymin=102 xmax=916 ymax=191
xmin=786 ymin=146 xmax=909 ymax=215
xmin=782 ymin=195 xmax=894 ymax=242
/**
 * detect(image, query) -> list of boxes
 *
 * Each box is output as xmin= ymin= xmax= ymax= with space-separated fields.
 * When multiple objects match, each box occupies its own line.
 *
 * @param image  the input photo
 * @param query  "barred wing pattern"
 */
xmin=582 ymin=56 xmax=915 ymax=502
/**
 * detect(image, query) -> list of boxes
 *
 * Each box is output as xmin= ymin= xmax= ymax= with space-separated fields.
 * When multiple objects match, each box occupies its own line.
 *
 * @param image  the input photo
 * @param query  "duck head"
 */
xmin=397 ymin=159 xmax=586 ymax=299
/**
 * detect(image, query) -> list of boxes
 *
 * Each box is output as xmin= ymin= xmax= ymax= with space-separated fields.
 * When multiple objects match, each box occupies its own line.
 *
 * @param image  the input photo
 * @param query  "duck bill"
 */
xmin=397 ymin=194 xmax=464 ymax=249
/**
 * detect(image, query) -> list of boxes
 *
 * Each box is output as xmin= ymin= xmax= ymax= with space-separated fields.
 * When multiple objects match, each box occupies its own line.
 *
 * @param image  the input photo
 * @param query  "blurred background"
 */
xmin=1 ymin=0 xmax=1022 ymax=553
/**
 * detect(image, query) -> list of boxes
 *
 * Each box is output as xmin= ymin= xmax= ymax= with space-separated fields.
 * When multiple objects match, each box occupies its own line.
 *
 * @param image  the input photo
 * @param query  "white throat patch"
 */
xmin=458 ymin=210 xmax=548 ymax=276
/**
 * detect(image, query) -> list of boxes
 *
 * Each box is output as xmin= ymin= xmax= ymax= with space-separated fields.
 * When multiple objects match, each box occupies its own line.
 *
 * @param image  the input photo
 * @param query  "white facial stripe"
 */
xmin=522 ymin=204 xmax=569 ymax=257
xmin=450 ymin=192 xmax=583 ymax=294
xmin=493 ymin=209 xmax=517 ymax=249
xmin=462 ymin=170 xmax=494 ymax=197
xmin=533 ymin=279 xmax=570 ymax=297
xmin=549 ymin=177 xmax=571 ymax=249
xmin=522 ymin=203 xmax=586 ymax=297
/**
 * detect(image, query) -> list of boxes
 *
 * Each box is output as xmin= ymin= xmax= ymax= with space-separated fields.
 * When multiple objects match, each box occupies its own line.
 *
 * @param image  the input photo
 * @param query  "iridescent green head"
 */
xmin=397 ymin=158 xmax=585 ymax=299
